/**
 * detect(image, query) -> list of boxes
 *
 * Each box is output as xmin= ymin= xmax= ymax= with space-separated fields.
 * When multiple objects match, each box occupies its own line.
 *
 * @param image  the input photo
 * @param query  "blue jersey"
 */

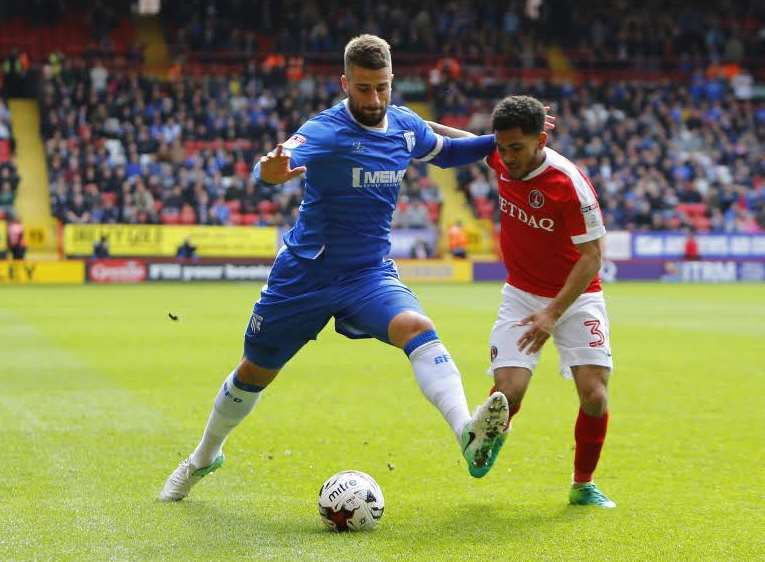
xmin=281 ymin=100 xmax=444 ymax=268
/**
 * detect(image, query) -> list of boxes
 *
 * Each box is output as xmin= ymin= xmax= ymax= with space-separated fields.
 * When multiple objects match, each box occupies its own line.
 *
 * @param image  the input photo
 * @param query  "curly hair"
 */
xmin=491 ymin=95 xmax=546 ymax=134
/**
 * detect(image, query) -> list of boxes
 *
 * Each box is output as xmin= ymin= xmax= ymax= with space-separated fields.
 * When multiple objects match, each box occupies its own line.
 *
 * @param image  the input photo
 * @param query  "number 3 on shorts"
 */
xmin=584 ymin=319 xmax=605 ymax=347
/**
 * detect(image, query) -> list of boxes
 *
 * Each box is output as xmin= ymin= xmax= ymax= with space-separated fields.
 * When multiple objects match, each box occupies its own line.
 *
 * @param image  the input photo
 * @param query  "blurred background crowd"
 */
xmin=1 ymin=0 xmax=764 ymax=239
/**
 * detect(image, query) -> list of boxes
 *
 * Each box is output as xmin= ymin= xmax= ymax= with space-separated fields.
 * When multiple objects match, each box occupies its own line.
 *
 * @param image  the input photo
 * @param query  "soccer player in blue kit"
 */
xmin=160 ymin=35 xmax=511 ymax=501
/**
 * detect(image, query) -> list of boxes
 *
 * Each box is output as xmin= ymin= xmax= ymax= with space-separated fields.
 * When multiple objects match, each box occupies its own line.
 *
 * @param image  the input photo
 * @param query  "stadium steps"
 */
xmin=8 ymin=99 xmax=58 ymax=256
xmin=546 ymin=45 xmax=576 ymax=83
xmin=408 ymin=101 xmax=494 ymax=256
xmin=134 ymin=15 xmax=171 ymax=76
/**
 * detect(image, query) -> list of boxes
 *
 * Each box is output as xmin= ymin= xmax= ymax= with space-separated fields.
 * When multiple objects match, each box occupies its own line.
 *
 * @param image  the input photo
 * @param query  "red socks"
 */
xmin=574 ymin=408 xmax=609 ymax=483
xmin=491 ymin=386 xmax=609 ymax=480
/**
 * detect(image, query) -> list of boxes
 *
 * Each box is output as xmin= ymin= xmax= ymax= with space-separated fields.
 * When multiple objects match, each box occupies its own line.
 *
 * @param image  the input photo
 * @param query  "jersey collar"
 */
xmin=522 ymin=147 xmax=551 ymax=180
xmin=343 ymin=99 xmax=389 ymax=133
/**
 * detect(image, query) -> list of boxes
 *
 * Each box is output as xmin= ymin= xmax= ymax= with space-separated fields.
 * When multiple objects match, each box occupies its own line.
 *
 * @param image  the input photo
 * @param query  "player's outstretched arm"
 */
xmin=427 ymin=108 xmax=556 ymax=140
xmin=426 ymin=121 xmax=476 ymax=138
xmin=427 ymin=134 xmax=496 ymax=168
xmin=252 ymin=144 xmax=307 ymax=185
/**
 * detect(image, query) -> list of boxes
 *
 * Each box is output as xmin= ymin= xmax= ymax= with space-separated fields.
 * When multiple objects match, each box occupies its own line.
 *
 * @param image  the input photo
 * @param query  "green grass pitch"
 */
xmin=1 ymin=282 xmax=764 ymax=561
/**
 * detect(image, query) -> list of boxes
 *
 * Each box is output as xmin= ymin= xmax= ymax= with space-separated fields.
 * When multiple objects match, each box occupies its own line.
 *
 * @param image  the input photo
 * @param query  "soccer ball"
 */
xmin=318 ymin=470 xmax=384 ymax=532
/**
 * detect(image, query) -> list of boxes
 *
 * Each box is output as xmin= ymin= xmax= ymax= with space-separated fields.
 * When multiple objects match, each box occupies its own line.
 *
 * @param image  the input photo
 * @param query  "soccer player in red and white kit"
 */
xmin=429 ymin=95 xmax=614 ymax=507
xmin=486 ymin=95 xmax=614 ymax=507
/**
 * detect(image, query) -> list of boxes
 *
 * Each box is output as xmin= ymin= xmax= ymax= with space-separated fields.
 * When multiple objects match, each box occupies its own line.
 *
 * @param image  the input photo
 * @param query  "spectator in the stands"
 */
xmin=448 ymin=220 xmax=468 ymax=259
xmin=683 ymin=231 xmax=700 ymax=260
xmin=209 ymin=196 xmax=231 ymax=225
xmin=133 ymin=180 xmax=157 ymax=223
xmin=410 ymin=238 xmax=434 ymax=259
xmin=176 ymin=237 xmax=197 ymax=260
xmin=394 ymin=199 xmax=431 ymax=230
xmin=7 ymin=214 xmax=26 ymax=260
xmin=0 ymin=181 xmax=14 ymax=215
xmin=65 ymin=193 xmax=91 ymax=223
xmin=92 ymin=235 xmax=110 ymax=259
xmin=162 ymin=186 xmax=185 ymax=216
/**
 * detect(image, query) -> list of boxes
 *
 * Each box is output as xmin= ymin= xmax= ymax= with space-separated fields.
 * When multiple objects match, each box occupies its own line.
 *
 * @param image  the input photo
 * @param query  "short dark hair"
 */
xmin=344 ymin=34 xmax=391 ymax=73
xmin=491 ymin=95 xmax=545 ymax=135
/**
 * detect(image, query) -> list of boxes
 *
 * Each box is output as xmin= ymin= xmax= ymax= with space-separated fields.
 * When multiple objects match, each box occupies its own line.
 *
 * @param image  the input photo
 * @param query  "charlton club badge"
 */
xmin=528 ymin=189 xmax=545 ymax=209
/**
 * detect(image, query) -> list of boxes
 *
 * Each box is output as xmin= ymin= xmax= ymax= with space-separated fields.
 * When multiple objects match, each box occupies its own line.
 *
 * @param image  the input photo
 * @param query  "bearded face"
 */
xmin=342 ymin=65 xmax=392 ymax=127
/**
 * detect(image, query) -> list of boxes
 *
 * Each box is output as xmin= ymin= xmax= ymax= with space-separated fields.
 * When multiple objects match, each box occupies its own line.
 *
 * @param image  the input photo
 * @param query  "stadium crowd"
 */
xmin=440 ymin=77 xmax=765 ymax=233
xmin=162 ymin=0 xmax=765 ymax=69
xmin=38 ymin=52 xmax=765 ymax=234
xmin=0 ymin=97 xmax=20 ymax=220
xmin=34 ymin=56 xmax=362 ymax=227
xmin=4 ymin=0 xmax=764 ymax=234
xmin=41 ymin=57 xmax=441 ymax=228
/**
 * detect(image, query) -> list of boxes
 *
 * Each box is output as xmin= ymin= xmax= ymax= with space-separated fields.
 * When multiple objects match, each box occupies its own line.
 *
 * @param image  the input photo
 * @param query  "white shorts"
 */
xmin=489 ymin=283 xmax=613 ymax=379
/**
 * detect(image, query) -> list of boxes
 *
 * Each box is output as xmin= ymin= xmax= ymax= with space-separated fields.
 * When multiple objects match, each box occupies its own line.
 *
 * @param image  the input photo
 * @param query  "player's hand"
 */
xmin=543 ymin=106 xmax=556 ymax=131
xmin=259 ymin=144 xmax=307 ymax=184
xmin=516 ymin=308 xmax=557 ymax=354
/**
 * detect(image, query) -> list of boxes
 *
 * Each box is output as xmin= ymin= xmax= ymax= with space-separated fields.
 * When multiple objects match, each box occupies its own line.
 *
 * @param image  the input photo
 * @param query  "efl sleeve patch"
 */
xmin=283 ymin=134 xmax=306 ymax=150
xmin=581 ymin=203 xmax=603 ymax=229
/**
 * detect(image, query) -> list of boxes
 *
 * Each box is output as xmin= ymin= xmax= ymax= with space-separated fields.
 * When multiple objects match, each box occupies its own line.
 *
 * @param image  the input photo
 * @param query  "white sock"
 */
xmin=408 ymin=339 xmax=471 ymax=442
xmin=190 ymin=369 xmax=261 ymax=467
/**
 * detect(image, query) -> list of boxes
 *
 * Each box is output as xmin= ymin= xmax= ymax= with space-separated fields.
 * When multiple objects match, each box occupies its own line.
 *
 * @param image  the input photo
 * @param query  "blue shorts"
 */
xmin=243 ymin=249 xmax=424 ymax=369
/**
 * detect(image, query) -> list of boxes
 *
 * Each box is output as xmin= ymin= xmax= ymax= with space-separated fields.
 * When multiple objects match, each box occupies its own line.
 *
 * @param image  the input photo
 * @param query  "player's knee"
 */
xmin=493 ymin=367 xmax=531 ymax=408
xmin=494 ymin=379 xmax=524 ymax=409
xmin=388 ymin=311 xmax=435 ymax=349
xmin=236 ymin=358 xmax=279 ymax=389
xmin=580 ymin=385 xmax=608 ymax=416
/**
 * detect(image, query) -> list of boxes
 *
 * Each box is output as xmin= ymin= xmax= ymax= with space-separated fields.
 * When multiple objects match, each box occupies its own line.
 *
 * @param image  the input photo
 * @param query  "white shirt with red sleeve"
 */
xmin=486 ymin=146 xmax=606 ymax=298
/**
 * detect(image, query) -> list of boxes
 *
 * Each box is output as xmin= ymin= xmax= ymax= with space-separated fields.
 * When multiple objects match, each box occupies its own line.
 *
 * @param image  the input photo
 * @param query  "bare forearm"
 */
xmin=547 ymin=253 xmax=601 ymax=319
xmin=426 ymin=121 xmax=475 ymax=138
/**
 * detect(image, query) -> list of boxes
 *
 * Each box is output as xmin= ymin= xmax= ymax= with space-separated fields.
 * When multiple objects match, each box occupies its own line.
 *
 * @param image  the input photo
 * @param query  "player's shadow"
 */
xmin=166 ymin=499 xmax=329 ymax=540
xmin=153 ymin=497 xmax=594 ymax=552
xmin=429 ymin=501 xmax=590 ymax=540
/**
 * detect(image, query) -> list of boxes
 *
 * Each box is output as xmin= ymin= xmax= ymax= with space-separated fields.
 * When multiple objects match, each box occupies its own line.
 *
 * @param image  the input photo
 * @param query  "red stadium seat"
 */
xmin=242 ymin=213 xmax=260 ymax=225
xmin=257 ymin=200 xmax=276 ymax=214
xmin=692 ymin=216 xmax=711 ymax=231
xmin=676 ymin=203 xmax=707 ymax=219
xmin=234 ymin=159 xmax=249 ymax=178
xmin=0 ymin=140 xmax=10 ymax=162
xmin=101 ymin=192 xmax=117 ymax=206
xmin=426 ymin=201 xmax=441 ymax=223
xmin=179 ymin=206 xmax=197 ymax=224
xmin=226 ymin=199 xmax=241 ymax=213
xmin=441 ymin=115 xmax=470 ymax=129
xmin=161 ymin=213 xmax=180 ymax=225
xmin=474 ymin=197 xmax=495 ymax=219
